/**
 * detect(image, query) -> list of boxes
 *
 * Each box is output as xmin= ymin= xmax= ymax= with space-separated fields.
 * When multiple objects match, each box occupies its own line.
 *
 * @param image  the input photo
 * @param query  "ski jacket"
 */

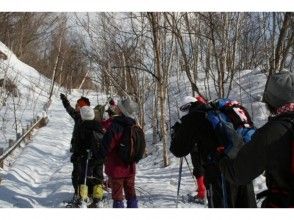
xmin=77 ymin=120 xmax=104 ymax=159
xmin=61 ymin=97 xmax=83 ymax=156
xmin=170 ymin=103 xmax=220 ymax=162
xmin=101 ymin=115 xmax=136 ymax=178
xmin=219 ymin=112 xmax=294 ymax=207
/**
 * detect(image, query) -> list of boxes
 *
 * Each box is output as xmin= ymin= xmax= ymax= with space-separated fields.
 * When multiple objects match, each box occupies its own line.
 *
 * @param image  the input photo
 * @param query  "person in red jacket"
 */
xmin=100 ymin=97 xmax=139 ymax=208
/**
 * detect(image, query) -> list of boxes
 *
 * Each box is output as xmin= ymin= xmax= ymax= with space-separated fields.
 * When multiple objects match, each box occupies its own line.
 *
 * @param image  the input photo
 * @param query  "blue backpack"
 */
xmin=206 ymin=98 xmax=256 ymax=153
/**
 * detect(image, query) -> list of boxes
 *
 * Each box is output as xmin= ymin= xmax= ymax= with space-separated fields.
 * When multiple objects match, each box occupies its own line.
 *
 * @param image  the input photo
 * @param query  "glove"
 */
xmin=60 ymin=93 xmax=69 ymax=107
xmin=60 ymin=93 xmax=67 ymax=101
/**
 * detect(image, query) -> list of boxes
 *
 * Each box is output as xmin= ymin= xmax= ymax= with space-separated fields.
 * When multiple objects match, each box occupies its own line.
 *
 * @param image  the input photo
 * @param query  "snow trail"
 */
xmin=0 ymin=98 xmax=73 ymax=207
xmin=0 ymin=94 xmax=204 ymax=208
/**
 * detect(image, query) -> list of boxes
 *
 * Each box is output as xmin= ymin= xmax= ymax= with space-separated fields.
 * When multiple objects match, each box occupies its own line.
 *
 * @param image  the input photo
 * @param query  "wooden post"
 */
xmin=9 ymin=139 xmax=14 ymax=148
xmin=0 ymin=147 xmax=3 ymax=168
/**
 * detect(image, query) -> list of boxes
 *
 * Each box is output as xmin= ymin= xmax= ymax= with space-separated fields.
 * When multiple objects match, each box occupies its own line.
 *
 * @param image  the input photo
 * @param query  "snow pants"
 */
xmin=109 ymin=175 xmax=136 ymax=201
xmin=71 ymin=154 xmax=104 ymax=195
xmin=205 ymin=164 xmax=257 ymax=208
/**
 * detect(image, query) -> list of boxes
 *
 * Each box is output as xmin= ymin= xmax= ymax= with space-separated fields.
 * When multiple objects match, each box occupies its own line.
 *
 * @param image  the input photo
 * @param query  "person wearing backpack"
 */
xmin=172 ymin=96 xmax=207 ymax=204
xmin=170 ymin=95 xmax=256 ymax=208
xmin=219 ymin=70 xmax=294 ymax=208
xmin=100 ymin=98 xmax=140 ymax=208
xmin=60 ymin=93 xmax=91 ymax=203
xmin=76 ymin=106 xmax=106 ymax=208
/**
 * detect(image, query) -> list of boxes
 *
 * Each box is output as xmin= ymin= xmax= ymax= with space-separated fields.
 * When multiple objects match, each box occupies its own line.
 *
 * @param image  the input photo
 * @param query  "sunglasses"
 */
xmin=180 ymin=103 xmax=192 ymax=112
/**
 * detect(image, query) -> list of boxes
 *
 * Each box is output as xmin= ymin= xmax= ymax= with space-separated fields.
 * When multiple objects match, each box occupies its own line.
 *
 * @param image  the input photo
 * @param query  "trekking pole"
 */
xmin=80 ymin=149 xmax=91 ymax=208
xmin=183 ymin=156 xmax=197 ymax=185
xmin=176 ymin=157 xmax=184 ymax=208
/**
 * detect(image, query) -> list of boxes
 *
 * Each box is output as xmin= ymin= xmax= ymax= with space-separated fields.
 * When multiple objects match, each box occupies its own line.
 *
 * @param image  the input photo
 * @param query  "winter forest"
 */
xmin=0 ymin=11 xmax=293 ymax=209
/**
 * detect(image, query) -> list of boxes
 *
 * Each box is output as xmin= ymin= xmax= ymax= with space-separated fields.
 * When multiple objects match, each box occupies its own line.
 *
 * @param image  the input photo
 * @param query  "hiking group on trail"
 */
xmin=60 ymin=94 xmax=145 ymax=208
xmin=60 ymin=70 xmax=294 ymax=208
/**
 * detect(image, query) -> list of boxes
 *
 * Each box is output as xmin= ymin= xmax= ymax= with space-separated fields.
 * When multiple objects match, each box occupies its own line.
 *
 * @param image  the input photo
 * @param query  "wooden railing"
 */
xmin=0 ymin=115 xmax=49 ymax=168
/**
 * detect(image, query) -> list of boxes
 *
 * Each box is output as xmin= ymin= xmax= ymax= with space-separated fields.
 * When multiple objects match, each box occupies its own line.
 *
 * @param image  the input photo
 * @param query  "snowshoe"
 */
xmin=187 ymin=194 xmax=206 ymax=205
xmin=79 ymin=200 xmax=89 ymax=208
xmin=64 ymin=194 xmax=81 ymax=208
xmin=88 ymin=198 xmax=103 ymax=208
xmin=182 ymin=194 xmax=207 ymax=205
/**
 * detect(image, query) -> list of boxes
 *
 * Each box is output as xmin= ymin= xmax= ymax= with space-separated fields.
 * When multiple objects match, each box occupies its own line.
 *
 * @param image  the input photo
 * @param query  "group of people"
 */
xmin=61 ymin=69 xmax=294 ymax=208
xmin=60 ymin=94 xmax=139 ymax=208
xmin=170 ymin=70 xmax=294 ymax=208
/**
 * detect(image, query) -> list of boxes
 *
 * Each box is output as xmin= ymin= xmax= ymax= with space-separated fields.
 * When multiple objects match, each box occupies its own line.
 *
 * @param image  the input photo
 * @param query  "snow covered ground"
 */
xmin=0 ymin=90 xmax=268 ymax=208
xmin=0 ymin=41 xmax=271 ymax=209
xmin=0 ymin=90 xmax=205 ymax=208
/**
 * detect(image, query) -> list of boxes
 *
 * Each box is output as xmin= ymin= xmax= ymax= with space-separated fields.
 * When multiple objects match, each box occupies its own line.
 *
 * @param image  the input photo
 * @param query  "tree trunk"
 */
xmin=49 ymin=33 xmax=63 ymax=100
xmin=274 ymin=12 xmax=293 ymax=73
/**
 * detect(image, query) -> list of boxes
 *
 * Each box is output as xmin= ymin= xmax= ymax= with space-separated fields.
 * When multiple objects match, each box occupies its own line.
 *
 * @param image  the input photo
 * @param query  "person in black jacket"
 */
xmin=173 ymin=96 xmax=207 ymax=203
xmin=219 ymin=70 xmax=294 ymax=208
xmin=60 ymin=93 xmax=91 ymax=201
xmin=170 ymin=96 xmax=256 ymax=208
xmin=78 ymin=106 xmax=105 ymax=208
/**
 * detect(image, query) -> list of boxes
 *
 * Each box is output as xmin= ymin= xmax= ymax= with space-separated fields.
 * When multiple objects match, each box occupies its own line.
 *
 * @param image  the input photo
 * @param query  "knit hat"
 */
xmin=77 ymin=96 xmax=90 ymax=108
xmin=180 ymin=96 xmax=197 ymax=112
xmin=263 ymin=70 xmax=294 ymax=109
xmin=80 ymin=106 xmax=95 ymax=120
xmin=117 ymin=98 xmax=138 ymax=118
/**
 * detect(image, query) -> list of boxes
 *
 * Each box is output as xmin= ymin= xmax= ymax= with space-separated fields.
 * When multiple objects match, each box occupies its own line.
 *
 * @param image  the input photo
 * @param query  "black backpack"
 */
xmin=90 ymin=129 xmax=104 ymax=160
xmin=118 ymin=124 xmax=146 ymax=164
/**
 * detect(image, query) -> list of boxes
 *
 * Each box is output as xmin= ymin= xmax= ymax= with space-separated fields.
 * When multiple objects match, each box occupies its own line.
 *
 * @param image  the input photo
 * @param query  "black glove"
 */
xmin=60 ymin=93 xmax=69 ymax=107
xmin=60 ymin=93 xmax=67 ymax=101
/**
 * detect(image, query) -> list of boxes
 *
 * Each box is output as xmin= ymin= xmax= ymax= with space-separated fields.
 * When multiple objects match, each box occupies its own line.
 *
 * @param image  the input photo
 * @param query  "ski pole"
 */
xmin=176 ymin=157 xmax=183 ymax=208
xmin=80 ymin=150 xmax=91 ymax=204
xmin=84 ymin=150 xmax=91 ymax=185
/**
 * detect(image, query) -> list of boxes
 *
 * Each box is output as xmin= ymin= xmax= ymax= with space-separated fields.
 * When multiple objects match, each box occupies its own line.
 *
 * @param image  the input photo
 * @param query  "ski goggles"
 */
xmin=180 ymin=103 xmax=192 ymax=112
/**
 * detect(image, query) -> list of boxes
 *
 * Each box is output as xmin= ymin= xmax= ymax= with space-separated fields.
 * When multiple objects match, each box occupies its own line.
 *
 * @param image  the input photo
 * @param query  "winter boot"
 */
xmin=196 ymin=176 xmax=206 ymax=198
xmin=78 ymin=184 xmax=90 ymax=208
xmin=92 ymin=184 xmax=104 ymax=200
xmin=113 ymin=200 xmax=124 ymax=208
xmin=195 ymin=176 xmax=206 ymax=204
xmin=88 ymin=184 xmax=104 ymax=208
xmin=127 ymin=198 xmax=138 ymax=208
xmin=79 ymin=184 xmax=89 ymax=201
